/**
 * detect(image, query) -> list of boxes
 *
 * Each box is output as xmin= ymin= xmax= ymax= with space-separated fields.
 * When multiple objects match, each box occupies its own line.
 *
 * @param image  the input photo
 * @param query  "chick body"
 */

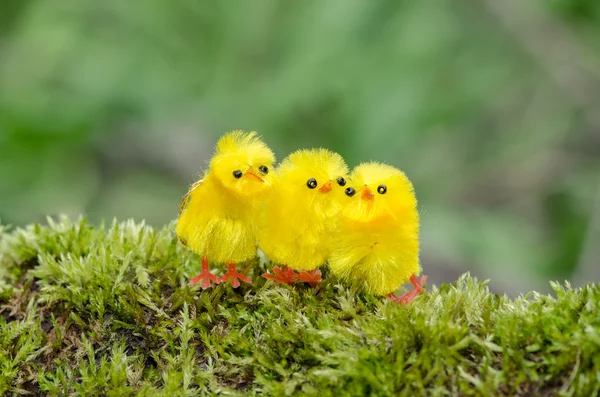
xmin=258 ymin=149 xmax=349 ymax=271
xmin=329 ymin=162 xmax=420 ymax=296
xmin=177 ymin=131 xmax=275 ymax=264
xmin=177 ymin=178 xmax=259 ymax=263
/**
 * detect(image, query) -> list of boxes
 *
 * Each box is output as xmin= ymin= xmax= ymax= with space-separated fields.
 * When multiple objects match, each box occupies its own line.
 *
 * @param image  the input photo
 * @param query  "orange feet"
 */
xmin=295 ymin=269 xmax=322 ymax=287
xmin=189 ymin=257 xmax=220 ymax=289
xmin=389 ymin=274 xmax=427 ymax=305
xmin=219 ymin=263 xmax=252 ymax=288
xmin=263 ymin=266 xmax=296 ymax=284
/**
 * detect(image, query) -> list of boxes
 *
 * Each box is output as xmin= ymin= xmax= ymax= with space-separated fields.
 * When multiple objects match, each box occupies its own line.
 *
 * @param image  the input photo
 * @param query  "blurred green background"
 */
xmin=1 ymin=0 xmax=599 ymax=295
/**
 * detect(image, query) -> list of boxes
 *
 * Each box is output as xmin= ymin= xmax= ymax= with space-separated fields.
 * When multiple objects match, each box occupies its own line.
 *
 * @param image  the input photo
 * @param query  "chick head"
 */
xmin=210 ymin=130 xmax=276 ymax=197
xmin=341 ymin=162 xmax=416 ymax=223
xmin=276 ymin=148 xmax=349 ymax=215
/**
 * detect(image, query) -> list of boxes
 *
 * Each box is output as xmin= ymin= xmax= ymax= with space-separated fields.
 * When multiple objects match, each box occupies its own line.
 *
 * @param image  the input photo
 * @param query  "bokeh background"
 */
xmin=1 ymin=1 xmax=599 ymax=295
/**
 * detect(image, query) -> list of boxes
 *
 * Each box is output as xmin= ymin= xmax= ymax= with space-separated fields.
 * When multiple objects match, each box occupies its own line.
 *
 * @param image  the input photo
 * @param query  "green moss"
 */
xmin=0 ymin=217 xmax=599 ymax=396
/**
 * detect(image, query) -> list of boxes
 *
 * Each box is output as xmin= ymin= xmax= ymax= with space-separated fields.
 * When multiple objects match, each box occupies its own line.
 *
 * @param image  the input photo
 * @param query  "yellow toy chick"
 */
xmin=177 ymin=131 xmax=276 ymax=289
xmin=328 ymin=162 xmax=426 ymax=304
xmin=259 ymin=149 xmax=349 ymax=286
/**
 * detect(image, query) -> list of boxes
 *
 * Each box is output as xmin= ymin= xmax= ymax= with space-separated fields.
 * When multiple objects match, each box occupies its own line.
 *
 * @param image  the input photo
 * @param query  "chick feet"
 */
xmin=295 ymin=269 xmax=322 ymax=287
xmin=262 ymin=266 xmax=296 ymax=284
xmin=219 ymin=263 xmax=252 ymax=288
xmin=388 ymin=274 xmax=427 ymax=305
xmin=189 ymin=257 xmax=220 ymax=289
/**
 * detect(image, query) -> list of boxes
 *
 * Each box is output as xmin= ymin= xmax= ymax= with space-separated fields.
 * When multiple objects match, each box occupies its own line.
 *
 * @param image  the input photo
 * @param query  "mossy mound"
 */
xmin=0 ymin=217 xmax=599 ymax=396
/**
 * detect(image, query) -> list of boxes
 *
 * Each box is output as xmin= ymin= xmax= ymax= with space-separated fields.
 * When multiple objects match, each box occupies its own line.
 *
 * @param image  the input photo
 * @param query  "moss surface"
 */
xmin=0 ymin=217 xmax=599 ymax=396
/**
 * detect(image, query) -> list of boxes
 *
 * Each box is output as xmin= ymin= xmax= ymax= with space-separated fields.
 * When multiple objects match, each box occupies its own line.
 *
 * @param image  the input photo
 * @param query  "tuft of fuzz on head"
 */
xmin=275 ymin=148 xmax=350 ymax=212
xmin=277 ymin=148 xmax=348 ymax=181
xmin=350 ymin=162 xmax=407 ymax=187
xmin=209 ymin=130 xmax=276 ymax=197
xmin=215 ymin=131 xmax=273 ymax=160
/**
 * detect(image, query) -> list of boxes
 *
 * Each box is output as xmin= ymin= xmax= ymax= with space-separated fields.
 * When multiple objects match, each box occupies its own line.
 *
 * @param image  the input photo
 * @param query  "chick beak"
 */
xmin=318 ymin=181 xmax=333 ymax=194
xmin=244 ymin=169 xmax=264 ymax=183
xmin=361 ymin=187 xmax=375 ymax=201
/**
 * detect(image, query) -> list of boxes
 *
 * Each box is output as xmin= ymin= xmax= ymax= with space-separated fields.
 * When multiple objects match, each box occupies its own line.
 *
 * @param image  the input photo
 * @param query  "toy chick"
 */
xmin=328 ymin=162 xmax=426 ymax=303
xmin=259 ymin=149 xmax=349 ymax=285
xmin=177 ymin=131 xmax=276 ymax=288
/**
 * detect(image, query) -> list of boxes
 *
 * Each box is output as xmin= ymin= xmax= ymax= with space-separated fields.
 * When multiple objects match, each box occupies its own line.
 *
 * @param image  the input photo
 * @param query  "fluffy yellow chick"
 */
xmin=177 ymin=131 xmax=276 ymax=289
xmin=328 ymin=162 xmax=426 ymax=304
xmin=258 ymin=148 xmax=349 ymax=286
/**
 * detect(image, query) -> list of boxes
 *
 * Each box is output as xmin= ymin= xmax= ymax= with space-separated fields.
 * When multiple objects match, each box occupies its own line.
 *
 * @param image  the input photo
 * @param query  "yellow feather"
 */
xmin=258 ymin=149 xmax=349 ymax=271
xmin=176 ymin=131 xmax=276 ymax=264
xmin=328 ymin=162 xmax=421 ymax=296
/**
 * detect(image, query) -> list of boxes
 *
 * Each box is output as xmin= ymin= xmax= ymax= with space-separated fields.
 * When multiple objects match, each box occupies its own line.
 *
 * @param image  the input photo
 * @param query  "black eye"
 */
xmin=259 ymin=165 xmax=269 ymax=175
xmin=337 ymin=177 xmax=346 ymax=186
xmin=233 ymin=170 xmax=243 ymax=179
xmin=345 ymin=187 xmax=356 ymax=197
xmin=306 ymin=178 xmax=318 ymax=189
xmin=377 ymin=185 xmax=387 ymax=194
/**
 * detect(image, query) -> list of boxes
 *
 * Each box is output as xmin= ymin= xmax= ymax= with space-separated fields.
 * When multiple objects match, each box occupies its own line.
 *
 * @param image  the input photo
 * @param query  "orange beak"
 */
xmin=244 ymin=169 xmax=264 ymax=182
xmin=361 ymin=187 xmax=374 ymax=201
xmin=318 ymin=181 xmax=333 ymax=193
